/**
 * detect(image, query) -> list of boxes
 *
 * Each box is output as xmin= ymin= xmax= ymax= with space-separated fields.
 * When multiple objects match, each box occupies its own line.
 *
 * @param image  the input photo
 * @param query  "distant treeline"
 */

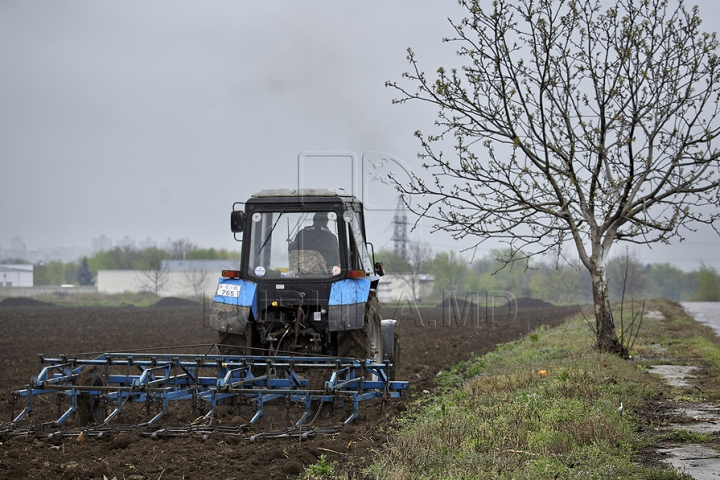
xmin=10 ymin=242 xmax=719 ymax=302
xmin=378 ymin=248 xmax=720 ymax=303
xmin=27 ymin=240 xmax=240 ymax=286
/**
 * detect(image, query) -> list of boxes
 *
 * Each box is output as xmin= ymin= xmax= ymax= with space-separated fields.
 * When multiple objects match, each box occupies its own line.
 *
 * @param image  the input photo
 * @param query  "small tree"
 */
xmin=388 ymin=0 xmax=720 ymax=354
xmin=183 ymin=266 xmax=209 ymax=299
xmin=137 ymin=265 xmax=170 ymax=296
xmin=136 ymin=252 xmax=170 ymax=296
xmin=476 ymin=248 xmax=537 ymax=298
xmin=47 ymin=260 xmax=66 ymax=285
xmin=529 ymin=265 xmax=583 ymax=304
xmin=75 ymin=257 xmax=94 ymax=286
xmin=402 ymin=241 xmax=433 ymax=301
xmin=431 ymin=251 xmax=472 ymax=297
xmin=106 ymin=246 xmax=140 ymax=269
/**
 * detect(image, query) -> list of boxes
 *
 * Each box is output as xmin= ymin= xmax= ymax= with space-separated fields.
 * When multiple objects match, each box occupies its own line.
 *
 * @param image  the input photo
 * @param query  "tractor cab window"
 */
xmin=246 ymin=211 xmax=341 ymax=279
xmin=343 ymin=209 xmax=372 ymax=274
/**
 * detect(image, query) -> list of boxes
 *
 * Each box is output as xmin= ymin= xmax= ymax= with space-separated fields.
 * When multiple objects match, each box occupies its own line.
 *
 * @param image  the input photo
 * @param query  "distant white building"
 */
xmin=161 ymin=259 xmax=239 ymax=272
xmin=376 ymin=274 xmax=435 ymax=304
xmin=0 ymin=264 xmax=34 ymax=287
xmin=97 ymin=260 xmax=240 ymax=298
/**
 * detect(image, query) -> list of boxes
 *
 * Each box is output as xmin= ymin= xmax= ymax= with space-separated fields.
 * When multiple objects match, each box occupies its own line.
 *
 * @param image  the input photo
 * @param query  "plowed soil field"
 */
xmin=0 ymin=298 xmax=578 ymax=479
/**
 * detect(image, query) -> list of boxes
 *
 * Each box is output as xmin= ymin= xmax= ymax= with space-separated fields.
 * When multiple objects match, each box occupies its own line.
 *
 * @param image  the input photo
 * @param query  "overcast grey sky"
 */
xmin=1 ymin=1 xmax=719 ymax=271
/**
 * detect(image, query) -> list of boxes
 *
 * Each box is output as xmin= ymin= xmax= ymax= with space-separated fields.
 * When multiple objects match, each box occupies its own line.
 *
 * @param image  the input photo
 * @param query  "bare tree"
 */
xmin=136 ymin=264 xmax=170 ymax=296
xmin=401 ymin=241 xmax=433 ymax=301
xmin=183 ymin=266 xmax=210 ymax=299
xmin=388 ymin=0 xmax=720 ymax=354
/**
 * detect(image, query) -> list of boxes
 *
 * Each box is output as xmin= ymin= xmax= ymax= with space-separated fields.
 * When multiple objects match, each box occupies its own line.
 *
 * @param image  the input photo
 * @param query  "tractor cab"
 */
xmin=235 ymin=190 xmax=374 ymax=281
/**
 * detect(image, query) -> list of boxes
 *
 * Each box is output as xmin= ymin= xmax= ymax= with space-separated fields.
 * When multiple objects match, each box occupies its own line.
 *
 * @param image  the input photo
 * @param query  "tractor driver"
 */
xmin=289 ymin=212 xmax=341 ymax=275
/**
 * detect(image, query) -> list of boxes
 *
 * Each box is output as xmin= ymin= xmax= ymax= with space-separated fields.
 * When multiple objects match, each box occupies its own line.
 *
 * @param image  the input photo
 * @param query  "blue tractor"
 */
xmin=209 ymin=189 xmax=398 ymax=378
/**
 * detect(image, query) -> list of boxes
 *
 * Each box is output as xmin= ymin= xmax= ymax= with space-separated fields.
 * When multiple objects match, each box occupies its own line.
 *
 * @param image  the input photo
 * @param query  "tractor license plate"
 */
xmin=216 ymin=283 xmax=241 ymax=297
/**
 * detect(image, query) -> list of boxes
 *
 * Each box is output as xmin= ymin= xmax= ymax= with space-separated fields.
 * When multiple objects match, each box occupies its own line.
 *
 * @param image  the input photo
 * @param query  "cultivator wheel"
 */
xmin=77 ymin=367 xmax=107 ymax=425
xmin=307 ymin=368 xmax=334 ymax=421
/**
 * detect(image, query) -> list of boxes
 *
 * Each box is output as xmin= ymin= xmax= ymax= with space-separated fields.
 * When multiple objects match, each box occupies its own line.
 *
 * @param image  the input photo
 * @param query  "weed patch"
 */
xmin=658 ymin=429 xmax=715 ymax=444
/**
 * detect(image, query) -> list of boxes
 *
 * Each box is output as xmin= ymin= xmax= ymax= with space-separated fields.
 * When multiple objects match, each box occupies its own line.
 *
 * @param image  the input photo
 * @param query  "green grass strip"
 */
xmin=366 ymin=299 xmax=718 ymax=479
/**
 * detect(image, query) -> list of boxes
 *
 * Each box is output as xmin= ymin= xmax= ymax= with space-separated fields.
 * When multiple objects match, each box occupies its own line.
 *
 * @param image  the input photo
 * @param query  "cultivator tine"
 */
xmin=0 ymin=423 xmax=340 ymax=442
xmin=8 ymin=352 xmax=408 ymax=430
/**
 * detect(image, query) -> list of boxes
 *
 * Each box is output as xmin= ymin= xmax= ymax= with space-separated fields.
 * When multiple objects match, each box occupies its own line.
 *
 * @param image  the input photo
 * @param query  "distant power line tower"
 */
xmin=392 ymin=197 xmax=409 ymax=260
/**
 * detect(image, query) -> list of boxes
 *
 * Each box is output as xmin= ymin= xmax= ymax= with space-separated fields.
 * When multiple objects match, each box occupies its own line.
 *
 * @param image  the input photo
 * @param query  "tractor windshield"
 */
xmin=246 ymin=210 xmax=341 ymax=279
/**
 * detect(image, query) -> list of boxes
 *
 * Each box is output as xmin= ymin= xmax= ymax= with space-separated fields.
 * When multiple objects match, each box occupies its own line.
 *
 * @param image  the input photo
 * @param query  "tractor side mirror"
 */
xmin=230 ymin=211 xmax=246 ymax=233
xmin=374 ymin=261 xmax=385 ymax=277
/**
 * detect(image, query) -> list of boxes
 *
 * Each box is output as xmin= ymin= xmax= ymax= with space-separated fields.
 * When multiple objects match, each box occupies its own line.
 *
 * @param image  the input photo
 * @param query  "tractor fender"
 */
xmin=328 ymin=277 xmax=373 ymax=331
xmin=209 ymin=278 xmax=258 ymax=334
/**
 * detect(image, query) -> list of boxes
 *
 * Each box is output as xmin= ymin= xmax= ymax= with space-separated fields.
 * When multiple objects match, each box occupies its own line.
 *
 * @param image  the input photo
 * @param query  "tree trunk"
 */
xmin=590 ymin=265 xmax=625 ymax=355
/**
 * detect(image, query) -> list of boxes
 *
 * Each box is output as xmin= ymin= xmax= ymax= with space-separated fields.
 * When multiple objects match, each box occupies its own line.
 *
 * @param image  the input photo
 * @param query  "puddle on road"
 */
xmin=667 ymin=404 xmax=720 ymax=435
xmin=647 ymin=365 xmax=698 ymax=388
xmin=649 ymin=303 xmax=720 ymax=478
xmin=656 ymin=446 xmax=720 ymax=480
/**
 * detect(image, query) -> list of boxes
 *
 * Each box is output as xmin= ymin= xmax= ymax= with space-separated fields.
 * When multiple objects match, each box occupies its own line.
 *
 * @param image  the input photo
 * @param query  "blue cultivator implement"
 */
xmin=8 ymin=349 xmax=408 ymax=430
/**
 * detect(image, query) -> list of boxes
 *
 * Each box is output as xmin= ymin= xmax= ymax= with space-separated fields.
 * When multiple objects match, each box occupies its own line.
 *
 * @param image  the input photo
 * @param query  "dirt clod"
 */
xmin=111 ymin=433 xmax=140 ymax=449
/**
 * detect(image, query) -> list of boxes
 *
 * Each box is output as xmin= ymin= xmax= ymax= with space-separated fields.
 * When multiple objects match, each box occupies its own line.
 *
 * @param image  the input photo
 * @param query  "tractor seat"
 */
xmin=289 ymin=250 xmax=328 ymax=276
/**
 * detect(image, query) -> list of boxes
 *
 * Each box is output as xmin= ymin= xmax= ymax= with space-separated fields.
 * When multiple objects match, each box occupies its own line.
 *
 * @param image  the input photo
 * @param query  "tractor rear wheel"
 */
xmin=337 ymin=293 xmax=383 ymax=362
xmin=381 ymin=319 xmax=400 ymax=381
xmin=218 ymin=330 xmax=252 ymax=355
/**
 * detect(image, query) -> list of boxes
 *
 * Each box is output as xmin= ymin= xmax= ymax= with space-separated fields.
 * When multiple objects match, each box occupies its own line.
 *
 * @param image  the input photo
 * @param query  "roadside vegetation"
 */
xmin=358 ymin=299 xmax=720 ymax=479
xmin=379 ymin=247 xmax=719 ymax=304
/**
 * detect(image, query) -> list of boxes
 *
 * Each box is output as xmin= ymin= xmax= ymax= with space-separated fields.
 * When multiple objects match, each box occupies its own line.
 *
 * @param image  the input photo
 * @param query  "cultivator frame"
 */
xmin=8 ymin=348 xmax=408 ymax=430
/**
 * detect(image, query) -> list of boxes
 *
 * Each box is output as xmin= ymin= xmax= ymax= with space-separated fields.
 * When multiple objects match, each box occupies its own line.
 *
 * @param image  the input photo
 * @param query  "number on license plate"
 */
xmin=217 ymin=283 xmax=241 ymax=297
